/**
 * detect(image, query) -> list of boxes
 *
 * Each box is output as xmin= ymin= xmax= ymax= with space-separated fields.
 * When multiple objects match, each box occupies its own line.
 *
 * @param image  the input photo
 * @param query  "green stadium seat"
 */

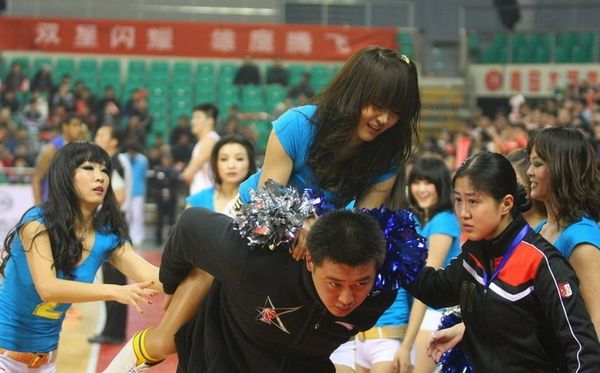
xmin=492 ymin=34 xmax=509 ymax=49
xmin=481 ymin=47 xmax=501 ymax=64
xmin=468 ymin=33 xmax=480 ymax=54
xmin=171 ymin=81 xmax=191 ymax=100
xmin=265 ymin=85 xmax=288 ymax=113
xmin=197 ymin=62 xmax=215 ymax=77
xmin=527 ymin=33 xmax=552 ymax=49
xmin=173 ymin=70 xmax=192 ymax=84
xmin=310 ymin=65 xmax=331 ymax=93
xmin=173 ymin=61 xmax=192 ymax=75
xmin=579 ymin=32 xmax=596 ymax=47
xmin=172 ymin=98 xmax=192 ymax=119
xmin=555 ymin=45 xmax=570 ymax=63
xmin=195 ymin=86 xmax=217 ymax=105
xmin=128 ymin=59 xmax=146 ymax=74
xmin=556 ymin=32 xmax=578 ymax=48
xmin=219 ymin=85 xmax=240 ymax=110
xmin=54 ymin=58 xmax=76 ymax=83
xmin=101 ymin=59 xmax=120 ymax=76
xmin=534 ymin=45 xmax=551 ymax=63
xmin=241 ymin=85 xmax=265 ymax=113
xmin=571 ymin=45 xmax=592 ymax=63
xmin=78 ymin=59 xmax=98 ymax=76
xmin=148 ymin=81 xmax=169 ymax=98
xmin=288 ymin=64 xmax=307 ymax=86
xmin=513 ymin=46 xmax=534 ymax=63
xmin=219 ymin=63 xmax=238 ymax=87
xmin=149 ymin=60 xmax=170 ymax=82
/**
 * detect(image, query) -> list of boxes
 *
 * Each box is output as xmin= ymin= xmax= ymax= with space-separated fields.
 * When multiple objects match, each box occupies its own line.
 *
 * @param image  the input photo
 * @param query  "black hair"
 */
xmin=193 ymin=103 xmax=219 ymax=122
xmin=453 ymin=151 xmax=530 ymax=216
xmin=408 ymin=156 xmax=454 ymax=223
xmin=308 ymin=46 xmax=421 ymax=206
xmin=1 ymin=142 xmax=129 ymax=278
xmin=307 ymin=210 xmax=385 ymax=269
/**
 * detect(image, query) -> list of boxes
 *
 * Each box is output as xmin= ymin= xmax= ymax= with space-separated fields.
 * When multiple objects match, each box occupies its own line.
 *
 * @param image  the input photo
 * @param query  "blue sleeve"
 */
xmin=426 ymin=211 xmax=461 ymax=238
xmin=20 ymin=206 xmax=44 ymax=226
xmin=186 ymin=188 xmax=215 ymax=210
xmin=556 ymin=217 xmax=600 ymax=259
xmin=239 ymin=105 xmax=316 ymax=204
xmin=272 ymin=105 xmax=315 ymax=162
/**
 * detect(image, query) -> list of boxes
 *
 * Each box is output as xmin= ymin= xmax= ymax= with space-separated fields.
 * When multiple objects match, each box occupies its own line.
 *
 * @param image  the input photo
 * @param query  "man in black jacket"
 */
xmin=162 ymin=208 xmax=396 ymax=372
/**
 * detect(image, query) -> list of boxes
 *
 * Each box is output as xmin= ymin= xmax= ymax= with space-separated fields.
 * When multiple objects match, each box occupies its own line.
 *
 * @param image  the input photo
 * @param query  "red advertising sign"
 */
xmin=0 ymin=17 xmax=398 ymax=61
xmin=471 ymin=64 xmax=600 ymax=97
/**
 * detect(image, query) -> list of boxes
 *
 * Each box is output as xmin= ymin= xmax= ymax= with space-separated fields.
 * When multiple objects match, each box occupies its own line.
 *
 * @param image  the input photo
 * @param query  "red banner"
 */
xmin=0 ymin=17 xmax=397 ymax=61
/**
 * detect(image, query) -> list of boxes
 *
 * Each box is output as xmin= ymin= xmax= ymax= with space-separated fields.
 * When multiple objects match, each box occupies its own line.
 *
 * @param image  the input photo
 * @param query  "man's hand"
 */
xmin=289 ymin=216 xmax=316 ymax=261
xmin=426 ymin=322 xmax=465 ymax=363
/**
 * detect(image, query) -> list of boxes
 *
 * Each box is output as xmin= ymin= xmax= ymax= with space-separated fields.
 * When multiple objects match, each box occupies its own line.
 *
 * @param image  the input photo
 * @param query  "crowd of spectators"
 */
xmin=417 ymin=79 xmax=600 ymax=171
xmin=2 ymin=55 xmax=598 ymax=193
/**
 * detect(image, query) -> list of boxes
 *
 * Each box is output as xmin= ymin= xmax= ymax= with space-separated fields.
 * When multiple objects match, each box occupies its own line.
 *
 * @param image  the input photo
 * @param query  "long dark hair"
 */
xmin=453 ymin=151 xmax=531 ymax=217
xmin=209 ymin=134 xmax=257 ymax=185
xmin=527 ymin=127 xmax=600 ymax=224
xmin=1 ymin=141 xmax=129 ymax=278
xmin=308 ymin=46 xmax=421 ymax=206
xmin=408 ymin=156 xmax=454 ymax=223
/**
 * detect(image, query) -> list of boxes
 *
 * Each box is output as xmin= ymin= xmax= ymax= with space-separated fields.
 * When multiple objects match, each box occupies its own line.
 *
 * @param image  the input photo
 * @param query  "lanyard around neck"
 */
xmin=483 ymin=225 xmax=529 ymax=288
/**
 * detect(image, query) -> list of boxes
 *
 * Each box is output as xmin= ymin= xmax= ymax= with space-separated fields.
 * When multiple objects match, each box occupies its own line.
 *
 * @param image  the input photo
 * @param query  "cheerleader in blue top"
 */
xmin=373 ymin=156 xmax=457 ymax=373
xmin=0 ymin=142 xmax=161 ymax=373
xmin=106 ymin=46 xmax=423 ymax=371
xmin=186 ymin=135 xmax=256 ymax=213
xmin=527 ymin=127 xmax=600 ymax=337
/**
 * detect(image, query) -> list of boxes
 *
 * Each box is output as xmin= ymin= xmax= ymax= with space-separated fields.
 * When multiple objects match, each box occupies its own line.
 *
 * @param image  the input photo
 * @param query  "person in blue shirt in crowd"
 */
xmin=336 ymin=156 xmax=460 ymax=373
xmin=124 ymin=139 xmax=149 ymax=246
xmin=106 ymin=46 xmax=422 ymax=372
xmin=0 ymin=141 xmax=161 ymax=373
xmin=527 ymin=127 xmax=600 ymax=336
xmin=186 ymin=134 xmax=256 ymax=213
xmin=395 ymin=156 xmax=460 ymax=373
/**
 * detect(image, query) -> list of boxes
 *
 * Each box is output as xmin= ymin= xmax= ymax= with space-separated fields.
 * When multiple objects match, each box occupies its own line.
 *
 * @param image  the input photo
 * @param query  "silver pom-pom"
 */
xmin=233 ymin=180 xmax=319 ymax=250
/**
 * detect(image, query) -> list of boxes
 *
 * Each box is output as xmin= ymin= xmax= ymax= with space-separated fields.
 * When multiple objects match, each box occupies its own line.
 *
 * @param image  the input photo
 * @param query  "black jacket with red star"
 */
xmin=406 ymin=214 xmax=600 ymax=372
xmin=159 ymin=207 xmax=396 ymax=373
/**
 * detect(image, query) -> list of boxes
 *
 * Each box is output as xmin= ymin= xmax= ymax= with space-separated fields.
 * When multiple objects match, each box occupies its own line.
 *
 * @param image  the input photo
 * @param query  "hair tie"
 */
xmin=400 ymin=54 xmax=410 ymax=64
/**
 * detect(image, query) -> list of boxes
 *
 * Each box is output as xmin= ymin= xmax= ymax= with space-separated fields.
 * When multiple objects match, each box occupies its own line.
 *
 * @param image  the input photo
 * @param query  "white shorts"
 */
xmin=355 ymin=338 xmax=403 ymax=369
xmin=420 ymin=308 xmax=444 ymax=331
xmin=0 ymin=354 xmax=56 ymax=373
xmin=330 ymin=340 xmax=356 ymax=369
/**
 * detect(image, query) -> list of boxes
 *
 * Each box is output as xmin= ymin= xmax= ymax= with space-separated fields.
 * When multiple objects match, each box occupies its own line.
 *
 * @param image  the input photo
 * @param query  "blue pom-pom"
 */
xmin=437 ymin=309 xmax=473 ymax=373
xmin=361 ymin=207 xmax=428 ymax=291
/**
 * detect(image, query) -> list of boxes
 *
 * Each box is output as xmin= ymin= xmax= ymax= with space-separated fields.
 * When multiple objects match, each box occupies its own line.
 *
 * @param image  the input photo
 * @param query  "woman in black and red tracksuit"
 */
xmin=406 ymin=151 xmax=600 ymax=372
